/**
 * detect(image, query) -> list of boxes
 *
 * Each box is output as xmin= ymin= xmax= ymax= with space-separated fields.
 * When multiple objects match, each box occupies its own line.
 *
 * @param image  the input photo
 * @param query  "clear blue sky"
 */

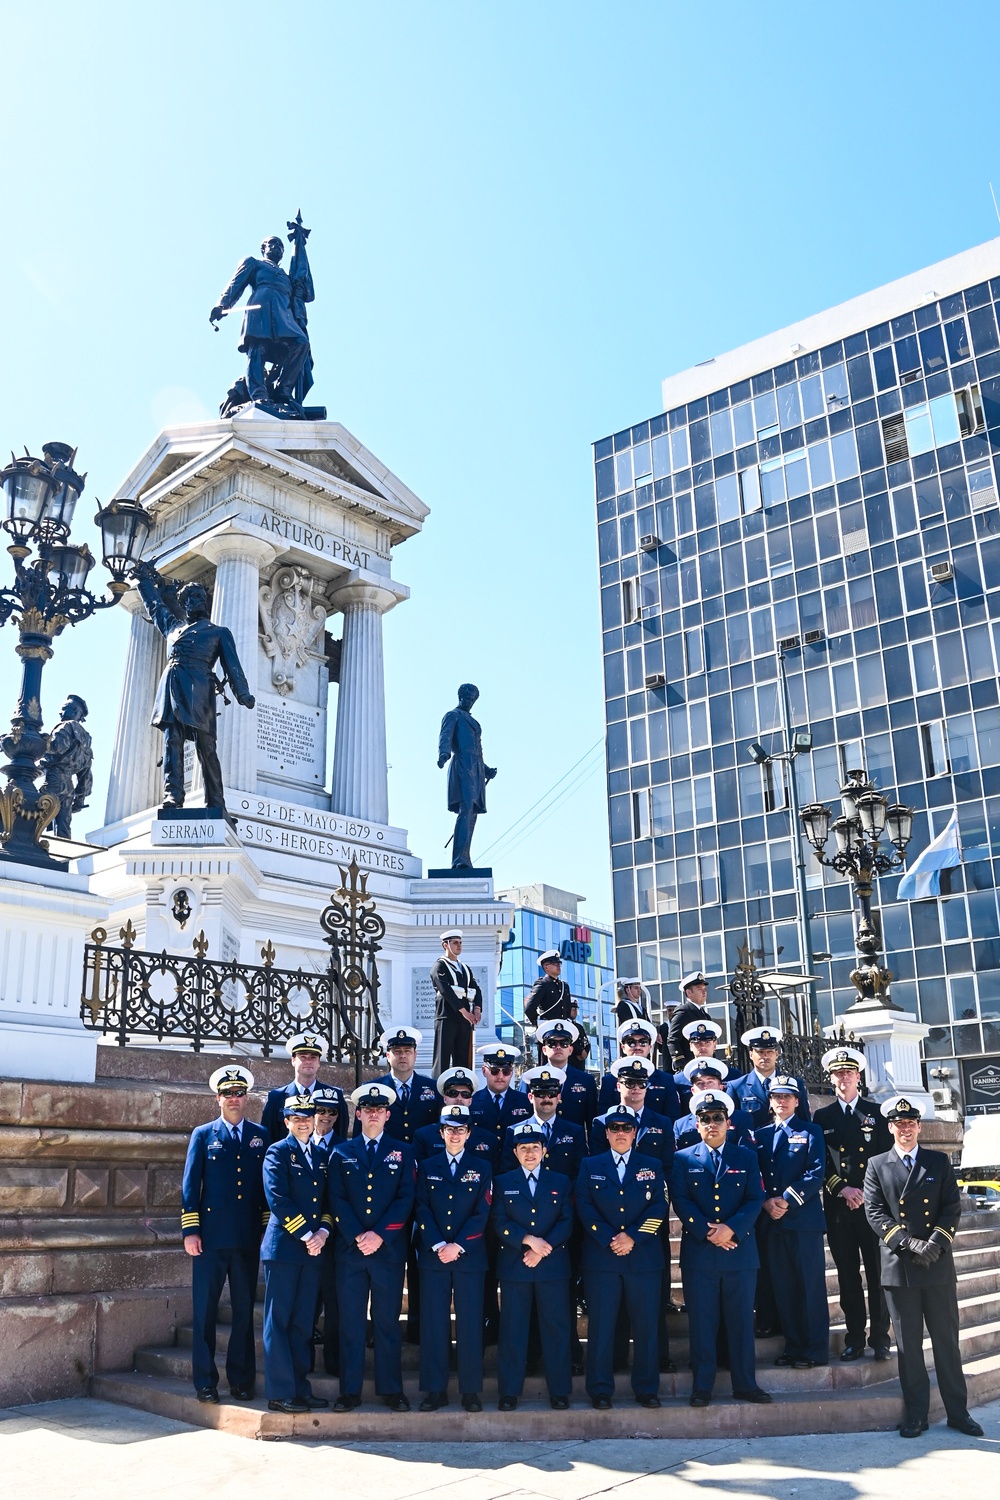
xmin=3 ymin=1 xmax=1000 ymax=925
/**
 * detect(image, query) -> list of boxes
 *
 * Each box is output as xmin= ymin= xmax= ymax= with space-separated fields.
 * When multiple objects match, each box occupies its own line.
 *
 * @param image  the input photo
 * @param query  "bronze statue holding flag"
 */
xmin=211 ymin=212 xmax=323 ymax=420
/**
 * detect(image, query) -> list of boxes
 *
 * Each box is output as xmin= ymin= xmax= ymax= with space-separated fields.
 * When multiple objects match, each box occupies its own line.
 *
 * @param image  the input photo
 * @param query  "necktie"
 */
xmin=495 ymin=1092 xmax=504 ymax=1115
xmin=615 ymin=1154 xmax=626 ymax=1182
xmin=450 ymin=1156 xmax=457 ymax=1178
xmin=230 ymin=1126 xmax=240 ymax=1144
xmin=304 ymin=1144 xmax=313 ymax=1170
xmin=528 ymin=1171 xmax=537 ymax=1197
xmin=366 ymin=1140 xmax=377 ymax=1169
xmin=903 ymin=1153 xmax=914 ymax=1171
xmin=543 ymin=1120 xmax=551 ymax=1140
xmin=400 ymin=1082 xmax=410 ymax=1105
xmin=711 ymin=1148 xmax=722 ymax=1179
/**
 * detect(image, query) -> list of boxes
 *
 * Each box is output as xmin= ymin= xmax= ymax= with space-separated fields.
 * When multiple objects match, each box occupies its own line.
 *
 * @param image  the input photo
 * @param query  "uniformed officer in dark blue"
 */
xmin=181 ymin=1065 xmax=269 ymax=1404
xmin=470 ymin=1043 xmax=531 ymax=1138
xmin=673 ymin=1018 xmax=724 ymax=1109
xmin=674 ymin=1060 xmax=757 ymax=1150
xmin=501 ymin=1066 xmax=587 ymax=1177
xmin=597 ymin=1019 xmax=683 ymax=1121
xmin=537 ymin=1021 xmax=599 ymax=1134
xmin=727 ymin=1026 xmax=811 ymax=1123
xmin=864 ymin=1095 xmax=983 ymax=1439
xmin=415 ymin=1103 xmax=492 ymax=1411
xmin=493 ymin=1120 xmax=574 ymax=1409
xmin=310 ymin=1086 xmax=342 ymax=1377
xmin=327 ymin=1081 xmax=416 ymax=1412
xmin=670 ymin=1088 xmax=771 ymax=1407
xmin=576 ymin=1104 xmax=667 ymax=1409
xmin=261 ymin=1032 xmax=347 ymax=1145
xmin=755 ymin=1077 xmax=829 ymax=1368
xmin=260 ymin=1095 xmax=333 ymax=1413
xmin=356 ymin=1026 xmax=440 ymax=1142
xmin=813 ymin=1046 xmax=891 ymax=1362
xmin=414 ymin=1065 xmax=499 ymax=1171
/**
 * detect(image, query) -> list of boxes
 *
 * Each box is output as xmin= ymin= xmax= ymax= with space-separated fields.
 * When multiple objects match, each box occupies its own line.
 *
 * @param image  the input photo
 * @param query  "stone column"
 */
xmin=104 ymin=593 xmax=166 ymax=825
xmin=329 ymin=576 xmax=405 ymax=825
xmin=836 ymin=1002 xmax=935 ymax=1117
xmin=201 ymin=533 xmax=277 ymax=795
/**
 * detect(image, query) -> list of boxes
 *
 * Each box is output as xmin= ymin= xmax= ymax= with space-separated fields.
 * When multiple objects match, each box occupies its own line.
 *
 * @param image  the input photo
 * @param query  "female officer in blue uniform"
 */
xmin=414 ymin=1103 xmax=493 ymax=1411
xmin=492 ymin=1120 xmax=575 ymax=1410
xmin=755 ymin=1076 xmax=829 ymax=1368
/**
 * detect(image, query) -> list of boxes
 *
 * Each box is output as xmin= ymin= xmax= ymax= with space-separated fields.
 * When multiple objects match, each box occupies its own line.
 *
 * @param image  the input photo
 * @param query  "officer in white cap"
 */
xmin=181 ymin=1065 xmax=268 ymax=1404
xmin=673 ymin=1058 xmax=755 ymax=1150
xmin=613 ymin=976 xmax=650 ymax=1027
xmin=261 ymin=1032 xmax=347 ymax=1145
xmin=598 ymin=1018 xmax=683 ymax=1121
xmin=413 ymin=1066 xmax=500 ymax=1169
xmin=501 ymin=1066 xmax=587 ymax=1178
xmin=864 ymin=1097 xmax=982 ymax=1439
xmin=813 ymin=1046 xmax=891 ymax=1362
xmin=430 ymin=929 xmax=483 ymax=1075
xmin=664 ymin=971 xmax=712 ymax=1067
xmin=673 ymin=1018 xmax=724 ymax=1107
xmin=537 ymin=1019 xmax=599 ymax=1132
xmin=728 ymin=1026 xmax=811 ymax=1124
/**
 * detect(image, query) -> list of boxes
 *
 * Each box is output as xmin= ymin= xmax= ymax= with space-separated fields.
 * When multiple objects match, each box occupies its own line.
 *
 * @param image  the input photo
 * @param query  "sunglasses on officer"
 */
xmin=485 ymin=1064 xmax=513 ymax=1076
xmin=697 ymin=1111 xmax=729 ymax=1124
xmin=443 ymin=1086 xmax=474 ymax=1099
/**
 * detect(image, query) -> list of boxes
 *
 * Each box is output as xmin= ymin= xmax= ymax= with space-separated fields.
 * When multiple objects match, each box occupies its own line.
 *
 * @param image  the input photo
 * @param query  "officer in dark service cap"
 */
xmin=864 ymin=1095 xmax=983 ymax=1438
xmin=492 ymin=1119 xmax=574 ymax=1409
xmin=813 ymin=1047 xmax=891 ymax=1363
xmin=181 ymin=1065 xmax=269 ymax=1403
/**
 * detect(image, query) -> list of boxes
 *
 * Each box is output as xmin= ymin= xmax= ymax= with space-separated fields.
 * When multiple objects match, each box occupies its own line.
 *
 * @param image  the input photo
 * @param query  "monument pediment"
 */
xmin=116 ymin=418 xmax=429 ymax=545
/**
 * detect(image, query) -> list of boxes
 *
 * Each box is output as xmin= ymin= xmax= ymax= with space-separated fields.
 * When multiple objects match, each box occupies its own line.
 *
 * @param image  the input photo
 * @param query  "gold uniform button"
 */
xmin=237 ymin=1195 xmax=242 ymax=1200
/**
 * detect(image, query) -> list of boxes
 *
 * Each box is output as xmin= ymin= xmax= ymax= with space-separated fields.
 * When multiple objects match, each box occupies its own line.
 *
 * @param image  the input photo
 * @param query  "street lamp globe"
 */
xmin=1 ymin=454 xmax=54 ymax=550
xmin=96 ymin=497 xmax=152 ymax=590
xmin=885 ymin=803 xmax=915 ymax=851
xmin=45 ymin=542 xmax=96 ymax=594
xmin=799 ymin=801 xmax=831 ymax=850
xmin=39 ymin=443 xmax=86 ymax=536
xmin=856 ymin=789 xmax=888 ymax=838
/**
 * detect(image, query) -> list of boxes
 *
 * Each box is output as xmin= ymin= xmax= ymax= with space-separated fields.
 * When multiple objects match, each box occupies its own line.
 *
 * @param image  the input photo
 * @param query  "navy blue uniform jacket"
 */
xmin=414 ymin=1119 xmax=500 ymax=1171
xmin=558 ymin=1066 xmax=599 ymax=1131
xmin=727 ymin=1071 xmax=811 ymax=1122
xmin=673 ymin=1107 xmax=756 ymax=1152
xmin=598 ymin=1068 xmax=682 ymax=1122
xmin=491 ymin=1167 xmax=574 ymax=1281
xmin=327 ymin=1136 xmax=417 ymax=1261
xmin=470 ymin=1084 xmax=532 ymax=1138
xmin=500 ymin=1117 xmax=587 ymax=1178
xmin=351 ymin=1074 xmax=440 ymax=1143
xmin=755 ymin=1120 xmax=826 ymax=1232
xmin=575 ymin=1150 xmax=667 ymax=1275
xmin=670 ymin=1140 xmax=764 ymax=1271
xmin=181 ymin=1117 xmax=270 ymax=1249
xmin=262 ymin=1082 xmax=347 ymax=1145
xmin=415 ymin=1155 xmax=492 ymax=1268
xmin=590 ymin=1107 xmax=675 ymax=1171
xmin=260 ymin=1135 xmax=332 ymax=1261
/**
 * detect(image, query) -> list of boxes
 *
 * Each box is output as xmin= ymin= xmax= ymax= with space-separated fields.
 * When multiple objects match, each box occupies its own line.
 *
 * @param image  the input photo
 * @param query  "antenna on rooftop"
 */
xmin=990 ymin=182 xmax=1000 ymax=228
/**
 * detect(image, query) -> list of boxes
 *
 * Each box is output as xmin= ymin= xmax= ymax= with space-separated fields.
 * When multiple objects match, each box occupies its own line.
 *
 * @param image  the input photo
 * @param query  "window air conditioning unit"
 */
xmin=803 ymin=629 xmax=825 ymax=644
xmin=929 ymin=561 xmax=954 ymax=582
xmin=639 ymin=533 xmax=661 ymax=552
xmin=644 ymin=672 xmax=666 ymax=690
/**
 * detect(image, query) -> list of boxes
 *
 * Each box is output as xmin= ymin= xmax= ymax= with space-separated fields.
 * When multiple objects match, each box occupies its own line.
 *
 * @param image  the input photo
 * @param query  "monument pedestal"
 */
xmin=836 ymin=1001 xmax=935 ymax=1117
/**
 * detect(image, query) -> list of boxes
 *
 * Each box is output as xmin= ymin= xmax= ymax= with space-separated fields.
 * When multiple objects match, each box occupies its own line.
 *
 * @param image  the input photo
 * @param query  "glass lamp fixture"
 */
xmin=39 ymin=443 xmax=85 ymax=536
xmin=96 ymin=497 xmax=152 ymax=590
xmin=799 ymin=801 xmax=831 ymax=850
xmin=885 ymin=802 xmax=915 ymax=851
xmin=45 ymin=542 xmax=95 ymax=593
xmin=856 ymin=789 xmax=887 ymax=838
xmin=1 ymin=454 xmax=54 ymax=549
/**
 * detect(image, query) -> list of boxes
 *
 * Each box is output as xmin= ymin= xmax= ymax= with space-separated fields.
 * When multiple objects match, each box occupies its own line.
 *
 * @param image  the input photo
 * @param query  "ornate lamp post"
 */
xmin=0 ymin=441 xmax=151 ymax=870
xmin=799 ymin=769 xmax=914 ymax=1011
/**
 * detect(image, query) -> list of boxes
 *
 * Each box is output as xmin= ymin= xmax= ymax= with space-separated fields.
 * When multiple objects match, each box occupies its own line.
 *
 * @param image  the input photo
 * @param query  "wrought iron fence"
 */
xmin=80 ymin=857 xmax=384 ymax=1084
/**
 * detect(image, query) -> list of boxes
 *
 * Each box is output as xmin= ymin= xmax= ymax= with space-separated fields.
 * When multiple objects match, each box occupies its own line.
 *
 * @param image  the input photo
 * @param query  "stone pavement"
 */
xmin=1 ymin=1397 xmax=997 ymax=1497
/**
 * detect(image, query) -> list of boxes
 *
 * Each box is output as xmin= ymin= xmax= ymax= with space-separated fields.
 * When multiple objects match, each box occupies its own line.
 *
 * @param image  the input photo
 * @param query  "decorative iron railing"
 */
xmin=80 ymin=857 xmax=384 ymax=1084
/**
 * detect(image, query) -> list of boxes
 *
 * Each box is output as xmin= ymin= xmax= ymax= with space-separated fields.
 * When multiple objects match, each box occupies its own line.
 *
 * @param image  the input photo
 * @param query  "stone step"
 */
xmin=90 ymin=1345 xmax=1000 ymax=1438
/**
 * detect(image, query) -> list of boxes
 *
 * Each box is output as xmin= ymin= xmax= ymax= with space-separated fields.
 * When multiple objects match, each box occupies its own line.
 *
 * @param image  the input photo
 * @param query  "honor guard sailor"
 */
xmin=261 ymin=1032 xmax=347 ymax=1144
xmin=327 ymin=1082 xmax=417 ymax=1412
xmin=260 ymin=1095 xmax=332 ymax=1413
xmin=414 ymin=1104 xmax=492 ymax=1411
xmin=664 ymin=972 xmax=712 ymax=1068
xmin=181 ymin=1065 xmax=269 ymax=1404
xmin=525 ymin=949 xmax=576 ymax=1057
xmin=430 ymin=929 xmax=483 ymax=1075
xmin=613 ymin=977 xmax=650 ymax=1027
xmin=813 ymin=1047 xmax=891 ymax=1362
xmin=864 ymin=1096 xmax=983 ymax=1438
xmin=492 ymin=1120 xmax=574 ymax=1410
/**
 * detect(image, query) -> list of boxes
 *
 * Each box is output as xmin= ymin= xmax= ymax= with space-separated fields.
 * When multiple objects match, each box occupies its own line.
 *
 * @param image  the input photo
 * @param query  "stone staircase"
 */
xmin=91 ymin=1218 xmax=1000 ymax=1440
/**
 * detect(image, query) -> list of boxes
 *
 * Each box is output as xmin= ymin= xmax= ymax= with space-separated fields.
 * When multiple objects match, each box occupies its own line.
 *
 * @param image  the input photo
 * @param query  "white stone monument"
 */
xmin=0 ymin=415 xmax=511 ymax=1081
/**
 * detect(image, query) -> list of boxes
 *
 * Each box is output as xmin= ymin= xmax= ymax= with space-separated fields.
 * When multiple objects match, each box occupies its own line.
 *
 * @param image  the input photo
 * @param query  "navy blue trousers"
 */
xmin=315 ymin=1244 xmax=339 ymax=1374
xmin=336 ymin=1251 xmax=405 ymax=1397
xmin=769 ymin=1231 xmax=830 ymax=1363
xmin=754 ymin=1216 xmax=779 ymax=1330
xmin=419 ymin=1261 xmax=485 ymax=1395
xmin=498 ymin=1277 xmax=572 ymax=1398
xmin=262 ymin=1258 xmax=321 ymax=1402
xmin=584 ymin=1266 xmax=660 ymax=1398
xmin=191 ymin=1247 xmax=258 ymax=1392
xmin=682 ymin=1265 xmax=757 ymax=1395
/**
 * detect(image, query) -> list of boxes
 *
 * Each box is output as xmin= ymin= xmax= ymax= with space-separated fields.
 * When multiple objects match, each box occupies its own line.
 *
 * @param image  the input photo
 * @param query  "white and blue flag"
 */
xmin=896 ymin=810 xmax=961 ymax=900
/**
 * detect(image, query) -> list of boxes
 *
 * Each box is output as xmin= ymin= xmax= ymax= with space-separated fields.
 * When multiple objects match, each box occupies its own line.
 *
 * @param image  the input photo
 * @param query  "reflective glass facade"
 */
xmin=497 ymin=904 xmax=614 ymax=1057
xmin=595 ymin=264 xmax=1000 ymax=1097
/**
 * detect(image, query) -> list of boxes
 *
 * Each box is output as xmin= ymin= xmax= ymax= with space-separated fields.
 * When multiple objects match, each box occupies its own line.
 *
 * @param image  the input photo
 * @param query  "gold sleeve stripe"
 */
xmin=284 ymin=1215 xmax=307 ymax=1232
xmin=934 ymin=1226 xmax=955 ymax=1242
xmin=639 ymin=1217 xmax=664 ymax=1233
xmin=884 ymin=1224 xmax=902 ymax=1242
xmin=321 ymin=1213 xmax=334 ymax=1227
xmin=181 ymin=1213 xmax=200 ymax=1226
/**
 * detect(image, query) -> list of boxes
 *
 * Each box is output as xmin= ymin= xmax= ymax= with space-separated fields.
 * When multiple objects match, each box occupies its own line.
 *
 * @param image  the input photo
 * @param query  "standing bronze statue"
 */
xmin=41 ymin=695 xmax=93 ymax=838
xmin=437 ymin=684 xmax=496 ymax=871
xmin=135 ymin=563 xmax=254 ymax=815
xmin=210 ymin=212 xmax=320 ymax=420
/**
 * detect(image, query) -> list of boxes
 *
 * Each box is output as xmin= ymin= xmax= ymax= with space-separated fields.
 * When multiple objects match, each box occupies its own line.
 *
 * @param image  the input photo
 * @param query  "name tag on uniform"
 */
xmin=504 ymin=1189 xmax=520 ymax=1196
xmin=590 ymin=1174 xmax=606 ymax=1182
xmin=427 ymin=1174 xmax=443 ymax=1182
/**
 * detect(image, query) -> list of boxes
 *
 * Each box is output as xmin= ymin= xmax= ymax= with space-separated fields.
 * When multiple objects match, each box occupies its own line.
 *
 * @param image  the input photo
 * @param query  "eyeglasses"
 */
xmin=486 ymin=1065 xmax=513 ymax=1075
xmin=698 ymin=1112 xmax=728 ymax=1125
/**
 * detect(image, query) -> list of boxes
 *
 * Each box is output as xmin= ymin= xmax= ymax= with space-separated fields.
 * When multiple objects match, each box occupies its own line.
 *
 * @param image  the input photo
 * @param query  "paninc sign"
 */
xmin=962 ymin=1057 xmax=1000 ymax=1115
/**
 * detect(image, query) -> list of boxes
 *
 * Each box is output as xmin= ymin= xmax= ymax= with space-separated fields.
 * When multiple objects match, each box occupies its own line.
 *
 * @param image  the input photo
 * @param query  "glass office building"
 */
xmin=496 ymin=883 xmax=614 ymax=1065
xmin=594 ymin=241 xmax=1000 ymax=1106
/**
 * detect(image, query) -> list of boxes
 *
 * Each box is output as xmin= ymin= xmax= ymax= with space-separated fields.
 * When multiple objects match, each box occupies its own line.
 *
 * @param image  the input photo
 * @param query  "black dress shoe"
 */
xmin=840 ymin=1346 xmax=865 ymax=1362
xmin=774 ymin=1354 xmax=792 ymax=1367
xmin=947 ymin=1416 xmax=984 ymax=1437
xmin=305 ymin=1395 xmax=329 ymax=1409
xmin=498 ymin=1396 xmax=517 ymax=1411
xmin=899 ymin=1418 xmax=929 ymax=1438
xmin=637 ymin=1394 xmax=661 ymax=1409
xmin=755 ymin=1325 xmax=779 ymax=1339
xmin=550 ymin=1396 xmax=570 ymax=1410
xmin=592 ymin=1395 xmax=612 ymax=1409
xmin=659 ymin=1358 xmax=677 ymax=1374
xmin=873 ymin=1346 xmax=892 ymax=1362
xmin=734 ymin=1388 xmax=773 ymax=1404
xmin=385 ymin=1393 xmax=411 ymax=1412
xmin=792 ymin=1359 xmax=825 ymax=1369
xmin=196 ymin=1388 xmax=219 ymax=1403
xmin=419 ymin=1392 xmax=448 ymax=1411
xmin=690 ymin=1391 xmax=711 ymax=1407
xmin=333 ymin=1394 xmax=361 ymax=1412
xmin=461 ymin=1393 xmax=483 ymax=1412
xmin=228 ymin=1385 xmax=255 ymax=1401
xmin=268 ymin=1398 xmax=309 ymax=1413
